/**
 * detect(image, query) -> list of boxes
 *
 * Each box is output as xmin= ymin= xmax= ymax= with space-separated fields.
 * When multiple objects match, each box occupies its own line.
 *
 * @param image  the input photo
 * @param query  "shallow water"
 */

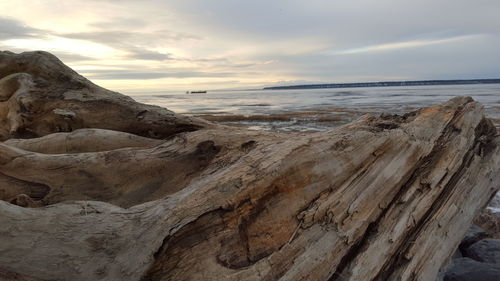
xmin=129 ymin=84 xmax=500 ymax=131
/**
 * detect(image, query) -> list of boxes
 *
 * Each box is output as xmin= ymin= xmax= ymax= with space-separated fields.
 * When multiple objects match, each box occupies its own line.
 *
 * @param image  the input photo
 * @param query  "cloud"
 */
xmin=0 ymin=17 xmax=44 ymax=39
xmin=123 ymin=48 xmax=173 ymax=61
xmin=61 ymin=30 xmax=200 ymax=46
xmin=47 ymin=52 xmax=95 ymax=62
xmin=262 ymin=33 xmax=500 ymax=83
xmin=81 ymin=69 xmax=236 ymax=80
xmin=0 ymin=43 xmax=93 ymax=63
xmin=88 ymin=18 xmax=148 ymax=29
xmin=328 ymin=34 xmax=484 ymax=55
xmin=59 ymin=29 xmax=199 ymax=61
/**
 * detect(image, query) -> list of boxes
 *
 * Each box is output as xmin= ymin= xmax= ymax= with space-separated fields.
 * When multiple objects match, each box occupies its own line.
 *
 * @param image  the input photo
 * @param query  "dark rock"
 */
xmin=463 ymin=238 xmax=500 ymax=264
xmin=459 ymin=224 xmax=489 ymax=251
xmin=442 ymin=257 xmax=500 ymax=281
xmin=451 ymin=248 xmax=462 ymax=259
xmin=474 ymin=209 xmax=500 ymax=239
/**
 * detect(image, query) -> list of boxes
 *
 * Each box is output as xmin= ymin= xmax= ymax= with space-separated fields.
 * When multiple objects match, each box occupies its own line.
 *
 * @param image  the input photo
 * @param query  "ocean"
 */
xmin=129 ymin=84 xmax=500 ymax=132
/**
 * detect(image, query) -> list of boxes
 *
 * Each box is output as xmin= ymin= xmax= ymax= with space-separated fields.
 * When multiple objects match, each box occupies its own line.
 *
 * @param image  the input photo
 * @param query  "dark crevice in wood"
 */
xmin=139 ymin=208 xmax=226 ymax=281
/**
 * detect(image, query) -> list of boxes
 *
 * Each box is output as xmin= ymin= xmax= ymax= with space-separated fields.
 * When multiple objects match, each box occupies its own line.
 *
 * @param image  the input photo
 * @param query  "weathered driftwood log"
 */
xmin=0 ymin=51 xmax=211 ymax=141
xmin=0 ymin=51 xmax=499 ymax=281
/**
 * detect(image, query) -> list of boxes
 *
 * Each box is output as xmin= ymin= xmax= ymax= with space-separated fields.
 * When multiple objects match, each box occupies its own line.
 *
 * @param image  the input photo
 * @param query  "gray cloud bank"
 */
xmin=0 ymin=18 xmax=43 ymax=39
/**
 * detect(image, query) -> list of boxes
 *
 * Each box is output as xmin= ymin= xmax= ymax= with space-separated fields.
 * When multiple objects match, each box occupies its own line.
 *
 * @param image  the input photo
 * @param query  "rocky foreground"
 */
xmin=0 ymin=51 xmax=499 ymax=281
xmin=436 ymin=223 xmax=500 ymax=281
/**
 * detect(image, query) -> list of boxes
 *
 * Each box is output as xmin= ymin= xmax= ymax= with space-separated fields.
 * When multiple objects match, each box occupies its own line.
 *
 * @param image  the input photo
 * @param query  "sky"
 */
xmin=1 ymin=0 xmax=499 ymax=93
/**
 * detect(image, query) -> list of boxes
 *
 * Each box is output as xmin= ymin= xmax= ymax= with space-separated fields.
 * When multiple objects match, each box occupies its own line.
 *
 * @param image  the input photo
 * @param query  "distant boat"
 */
xmin=186 ymin=90 xmax=207 ymax=94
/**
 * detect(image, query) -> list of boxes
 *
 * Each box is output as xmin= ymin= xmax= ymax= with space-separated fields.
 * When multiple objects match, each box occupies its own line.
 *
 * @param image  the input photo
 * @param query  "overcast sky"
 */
xmin=1 ymin=0 xmax=499 ymax=92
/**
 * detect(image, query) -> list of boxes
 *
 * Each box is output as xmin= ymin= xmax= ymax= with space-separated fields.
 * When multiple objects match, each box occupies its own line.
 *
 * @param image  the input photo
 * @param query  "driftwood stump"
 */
xmin=0 ymin=51 xmax=498 ymax=281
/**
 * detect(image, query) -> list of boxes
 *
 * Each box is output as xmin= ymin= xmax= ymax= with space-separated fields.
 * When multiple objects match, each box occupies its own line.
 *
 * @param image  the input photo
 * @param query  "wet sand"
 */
xmin=189 ymin=105 xmax=500 ymax=132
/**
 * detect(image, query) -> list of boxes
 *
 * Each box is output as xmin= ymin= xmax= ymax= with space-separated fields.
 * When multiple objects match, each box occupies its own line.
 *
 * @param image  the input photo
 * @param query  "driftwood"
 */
xmin=0 ymin=51 xmax=499 ymax=281
xmin=0 ymin=51 xmax=210 ymax=141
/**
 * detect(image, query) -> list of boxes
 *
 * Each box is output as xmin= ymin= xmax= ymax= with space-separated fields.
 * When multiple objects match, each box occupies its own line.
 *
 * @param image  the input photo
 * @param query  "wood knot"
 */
xmin=240 ymin=140 xmax=256 ymax=152
xmin=196 ymin=140 xmax=221 ymax=161
xmin=375 ymin=121 xmax=399 ymax=130
xmin=9 ymin=194 xmax=42 ymax=208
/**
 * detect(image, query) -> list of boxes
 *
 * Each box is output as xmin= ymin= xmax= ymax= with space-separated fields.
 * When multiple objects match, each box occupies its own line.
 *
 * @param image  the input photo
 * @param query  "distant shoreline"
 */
xmin=263 ymin=79 xmax=500 ymax=90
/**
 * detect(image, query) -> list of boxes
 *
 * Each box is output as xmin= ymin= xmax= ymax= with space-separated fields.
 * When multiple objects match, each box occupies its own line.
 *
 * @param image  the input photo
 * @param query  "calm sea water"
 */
xmin=129 ymin=84 xmax=500 ymax=131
